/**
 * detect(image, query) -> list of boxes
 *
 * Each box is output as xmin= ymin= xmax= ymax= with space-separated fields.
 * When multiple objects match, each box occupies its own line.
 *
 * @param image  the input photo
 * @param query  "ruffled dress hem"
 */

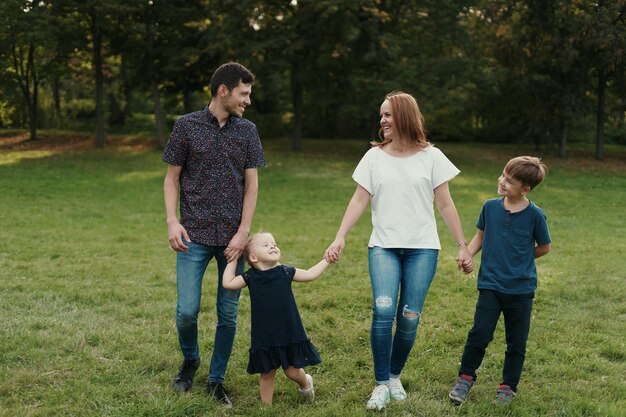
xmin=247 ymin=339 xmax=322 ymax=374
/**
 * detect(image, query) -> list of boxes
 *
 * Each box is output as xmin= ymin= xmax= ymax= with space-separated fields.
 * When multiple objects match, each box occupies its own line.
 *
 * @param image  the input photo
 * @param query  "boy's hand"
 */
xmin=456 ymin=256 xmax=474 ymax=274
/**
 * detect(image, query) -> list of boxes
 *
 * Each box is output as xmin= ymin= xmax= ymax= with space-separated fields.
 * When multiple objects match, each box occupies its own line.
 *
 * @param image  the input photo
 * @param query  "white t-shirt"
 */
xmin=352 ymin=146 xmax=460 ymax=249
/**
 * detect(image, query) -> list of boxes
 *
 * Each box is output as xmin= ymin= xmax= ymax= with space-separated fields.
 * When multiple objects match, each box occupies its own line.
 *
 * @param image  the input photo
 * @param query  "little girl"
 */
xmin=223 ymin=232 xmax=330 ymax=406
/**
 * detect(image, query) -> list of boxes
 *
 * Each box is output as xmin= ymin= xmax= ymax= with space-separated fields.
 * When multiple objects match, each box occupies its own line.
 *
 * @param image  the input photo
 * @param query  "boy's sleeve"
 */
xmin=534 ymin=211 xmax=551 ymax=245
xmin=476 ymin=203 xmax=487 ymax=231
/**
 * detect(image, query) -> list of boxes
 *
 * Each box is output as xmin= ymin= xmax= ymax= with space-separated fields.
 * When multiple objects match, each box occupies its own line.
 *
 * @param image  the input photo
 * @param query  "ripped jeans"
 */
xmin=368 ymin=246 xmax=438 ymax=384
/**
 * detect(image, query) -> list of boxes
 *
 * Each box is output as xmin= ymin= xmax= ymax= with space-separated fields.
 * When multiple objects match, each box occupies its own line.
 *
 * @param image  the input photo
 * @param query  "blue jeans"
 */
xmin=175 ymin=241 xmax=245 ymax=383
xmin=368 ymin=247 xmax=439 ymax=384
xmin=458 ymin=289 xmax=534 ymax=391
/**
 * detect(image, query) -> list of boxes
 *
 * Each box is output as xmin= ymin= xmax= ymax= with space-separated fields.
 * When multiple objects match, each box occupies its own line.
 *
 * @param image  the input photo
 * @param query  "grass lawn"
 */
xmin=0 ymin=133 xmax=624 ymax=417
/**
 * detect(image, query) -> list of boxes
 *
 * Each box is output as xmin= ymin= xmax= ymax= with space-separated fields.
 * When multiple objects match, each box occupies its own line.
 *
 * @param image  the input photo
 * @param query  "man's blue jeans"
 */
xmin=175 ymin=241 xmax=245 ymax=384
xmin=368 ymin=247 xmax=439 ymax=384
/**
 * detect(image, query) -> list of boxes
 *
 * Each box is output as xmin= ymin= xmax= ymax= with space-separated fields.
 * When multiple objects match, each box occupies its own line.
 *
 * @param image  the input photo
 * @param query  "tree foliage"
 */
xmin=0 ymin=0 xmax=624 ymax=156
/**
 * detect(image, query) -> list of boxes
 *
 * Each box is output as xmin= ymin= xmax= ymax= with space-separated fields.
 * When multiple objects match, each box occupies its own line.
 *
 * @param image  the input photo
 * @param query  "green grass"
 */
xmin=0 ymin=136 xmax=624 ymax=417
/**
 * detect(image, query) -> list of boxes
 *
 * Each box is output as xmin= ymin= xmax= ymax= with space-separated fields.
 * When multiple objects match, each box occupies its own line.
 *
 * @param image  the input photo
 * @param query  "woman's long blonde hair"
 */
xmin=371 ymin=91 xmax=430 ymax=148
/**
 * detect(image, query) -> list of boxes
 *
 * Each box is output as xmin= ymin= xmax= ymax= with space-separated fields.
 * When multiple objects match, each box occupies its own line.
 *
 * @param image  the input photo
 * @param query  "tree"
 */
xmin=0 ymin=0 xmax=56 ymax=140
xmin=575 ymin=0 xmax=626 ymax=160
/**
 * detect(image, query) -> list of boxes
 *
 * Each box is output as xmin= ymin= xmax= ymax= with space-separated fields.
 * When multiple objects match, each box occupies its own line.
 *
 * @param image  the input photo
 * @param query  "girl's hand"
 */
xmin=324 ymin=238 xmax=345 ymax=263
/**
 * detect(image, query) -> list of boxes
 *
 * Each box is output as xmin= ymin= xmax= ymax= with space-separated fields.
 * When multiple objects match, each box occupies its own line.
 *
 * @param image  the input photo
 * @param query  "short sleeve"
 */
xmin=352 ymin=149 xmax=374 ymax=194
xmin=162 ymin=118 xmax=189 ymax=166
xmin=534 ymin=210 xmax=551 ymax=245
xmin=242 ymin=270 xmax=253 ymax=286
xmin=476 ymin=203 xmax=487 ymax=231
xmin=431 ymin=147 xmax=460 ymax=189
xmin=244 ymin=124 xmax=266 ymax=169
xmin=279 ymin=265 xmax=296 ymax=281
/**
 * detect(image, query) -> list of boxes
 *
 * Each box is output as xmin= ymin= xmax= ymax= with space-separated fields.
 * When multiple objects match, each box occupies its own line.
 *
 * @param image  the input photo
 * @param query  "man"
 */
xmin=162 ymin=62 xmax=265 ymax=407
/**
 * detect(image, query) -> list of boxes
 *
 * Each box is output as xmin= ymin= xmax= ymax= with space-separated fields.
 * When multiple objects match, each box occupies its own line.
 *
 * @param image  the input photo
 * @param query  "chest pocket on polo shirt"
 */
xmin=510 ymin=228 xmax=532 ymax=255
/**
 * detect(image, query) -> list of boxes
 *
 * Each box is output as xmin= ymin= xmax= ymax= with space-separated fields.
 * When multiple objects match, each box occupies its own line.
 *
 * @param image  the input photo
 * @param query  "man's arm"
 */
xmin=224 ymin=168 xmax=258 ymax=262
xmin=164 ymin=164 xmax=190 ymax=252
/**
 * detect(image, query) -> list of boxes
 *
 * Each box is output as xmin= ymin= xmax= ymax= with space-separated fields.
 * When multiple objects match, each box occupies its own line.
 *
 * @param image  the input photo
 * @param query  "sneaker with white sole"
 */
xmin=298 ymin=374 xmax=315 ymax=400
xmin=494 ymin=384 xmax=516 ymax=404
xmin=449 ymin=374 xmax=474 ymax=404
xmin=389 ymin=378 xmax=407 ymax=401
xmin=366 ymin=384 xmax=390 ymax=410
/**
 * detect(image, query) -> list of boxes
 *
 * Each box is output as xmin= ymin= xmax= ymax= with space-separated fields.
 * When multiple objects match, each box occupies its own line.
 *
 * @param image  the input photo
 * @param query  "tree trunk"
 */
xmin=30 ymin=68 xmax=39 ymax=141
xmin=616 ymin=61 xmax=625 ymax=128
xmin=12 ymin=44 xmax=38 ymax=140
xmin=291 ymin=70 xmax=303 ymax=151
xmin=559 ymin=119 xmax=568 ymax=159
xmin=52 ymin=75 xmax=61 ymax=120
xmin=92 ymin=10 xmax=105 ymax=148
xmin=596 ymin=68 xmax=605 ymax=161
xmin=151 ymin=81 xmax=166 ymax=148
xmin=121 ymin=54 xmax=132 ymax=119
xmin=183 ymin=79 xmax=193 ymax=114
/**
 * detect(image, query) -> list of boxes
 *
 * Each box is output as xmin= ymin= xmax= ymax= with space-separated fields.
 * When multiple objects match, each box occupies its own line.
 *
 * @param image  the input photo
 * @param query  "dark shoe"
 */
xmin=449 ymin=374 xmax=474 ymax=404
xmin=207 ymin=381 xmax=233 ymax=408
xmin=494 ymin=384 xmax=516 ymax=404
xmin=172 ymin=358 xmax=200 ymax=393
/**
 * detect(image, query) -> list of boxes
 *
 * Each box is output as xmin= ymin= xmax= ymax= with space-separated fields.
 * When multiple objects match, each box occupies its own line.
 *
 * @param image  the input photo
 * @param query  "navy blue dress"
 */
xmin=242 ymin=265 xmax=322 ymax=374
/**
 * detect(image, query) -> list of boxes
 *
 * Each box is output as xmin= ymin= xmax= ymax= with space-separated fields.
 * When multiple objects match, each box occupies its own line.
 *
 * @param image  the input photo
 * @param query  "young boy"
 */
xmin=449 ymin=156 xmax=551 ymax=405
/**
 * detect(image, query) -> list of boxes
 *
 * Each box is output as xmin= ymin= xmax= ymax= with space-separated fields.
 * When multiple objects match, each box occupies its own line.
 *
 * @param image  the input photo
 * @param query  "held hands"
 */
xmin=224 ymin=230 xmax=248 ymax=263
xmin=456 ymin=246 xmax=474 ymax=274
xmin=324 ymin=237 xmax=345 ymax=263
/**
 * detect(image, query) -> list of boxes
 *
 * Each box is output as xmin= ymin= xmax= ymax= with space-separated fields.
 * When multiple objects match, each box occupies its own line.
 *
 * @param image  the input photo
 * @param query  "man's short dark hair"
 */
xmin=210 ymin=62 xmax=255 ymax=96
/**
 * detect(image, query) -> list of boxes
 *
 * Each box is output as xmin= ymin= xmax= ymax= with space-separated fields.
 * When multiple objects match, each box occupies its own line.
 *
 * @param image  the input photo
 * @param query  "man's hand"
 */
xmin=224 ymin=230 xmax=248 ymax=263
xmin=168 ymin=220 xmax=190 ymax=252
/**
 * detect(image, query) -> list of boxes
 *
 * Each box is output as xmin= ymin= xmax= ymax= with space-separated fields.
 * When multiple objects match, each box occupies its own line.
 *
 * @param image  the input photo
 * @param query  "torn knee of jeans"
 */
xmin=375 ymin=296 xmax=393 ymax=309
xmin=402 ymin=305 xmax=420 ymax=320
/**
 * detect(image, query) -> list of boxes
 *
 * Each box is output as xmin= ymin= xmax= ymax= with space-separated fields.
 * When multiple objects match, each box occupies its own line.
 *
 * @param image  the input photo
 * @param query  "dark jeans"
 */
xmin=458 ymin=289 xmax=534 ymax=391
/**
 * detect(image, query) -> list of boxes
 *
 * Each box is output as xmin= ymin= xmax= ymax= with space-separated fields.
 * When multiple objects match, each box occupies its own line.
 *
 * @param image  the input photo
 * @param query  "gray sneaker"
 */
xmin=448 ymin=375 xmax=474 ymax=404
xmin=494 ymin=384 xmax=516 ymax=404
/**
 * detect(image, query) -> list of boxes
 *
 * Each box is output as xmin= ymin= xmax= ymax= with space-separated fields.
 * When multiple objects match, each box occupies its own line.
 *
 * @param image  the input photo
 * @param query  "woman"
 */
xmin=325 ymin=91 xmax=473 ymax=410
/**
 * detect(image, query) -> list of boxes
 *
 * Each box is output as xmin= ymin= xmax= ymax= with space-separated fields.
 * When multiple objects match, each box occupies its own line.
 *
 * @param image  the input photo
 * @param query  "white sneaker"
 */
xmin=298 ymin=374 xmax=315 ymax=400
xmin=366 ymin=384 xmax=390 ymax=410
xmin=389 ymin=378 xmax=407 ymax=401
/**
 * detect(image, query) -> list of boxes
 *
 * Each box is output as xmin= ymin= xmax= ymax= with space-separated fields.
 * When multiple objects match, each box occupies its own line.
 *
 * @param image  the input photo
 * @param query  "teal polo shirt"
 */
xmin=476 ymin=198 xmax=551 ymax=295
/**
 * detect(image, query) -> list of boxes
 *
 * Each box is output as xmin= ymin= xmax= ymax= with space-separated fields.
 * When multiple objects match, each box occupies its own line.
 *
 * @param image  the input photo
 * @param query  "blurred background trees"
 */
xmin=0 ymin=0 xmax=624 ymax=158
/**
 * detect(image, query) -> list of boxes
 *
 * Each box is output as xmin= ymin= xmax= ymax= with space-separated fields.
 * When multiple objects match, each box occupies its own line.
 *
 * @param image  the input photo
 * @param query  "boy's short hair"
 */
xmin=210 ymin=62 xmax=255 ymax=96
xmin=505 ymin=156 xmax=547 ymax=190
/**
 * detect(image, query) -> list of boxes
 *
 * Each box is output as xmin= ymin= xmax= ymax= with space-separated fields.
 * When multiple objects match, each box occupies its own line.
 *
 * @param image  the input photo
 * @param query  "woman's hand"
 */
xmin=324 ymin=237 xmax=345 ymax=263
xmin=456 ymin=246 xmax=474 ymax=274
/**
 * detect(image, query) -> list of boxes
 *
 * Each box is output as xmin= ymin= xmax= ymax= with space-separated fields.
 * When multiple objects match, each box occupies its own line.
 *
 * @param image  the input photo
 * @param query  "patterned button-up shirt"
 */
xmin=162 ymin=106 xmax=265 ymax=246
